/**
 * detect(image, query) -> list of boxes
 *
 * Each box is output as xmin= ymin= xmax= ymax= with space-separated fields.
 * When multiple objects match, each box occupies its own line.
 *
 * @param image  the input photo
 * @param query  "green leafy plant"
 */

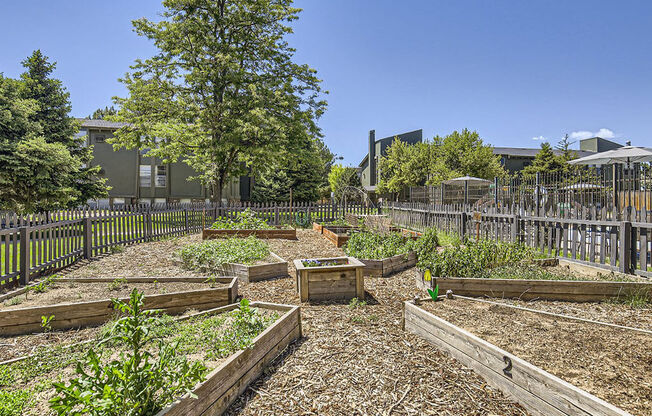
xmin=301 ymin=259 xmax=341 ymax=267
xmin=344 ymin=231 xmax=415 ymax=260
xmin=418 ymin=238 xmax=537 ymax=278
xmin=40 ymin=315 xmax=54 ymax=333
xmin=210 ymin=208 xmax=276 ymax=230
xmin=348 ymin=297 xmax=367 ymax=309
xmin=412 ymin=228 xmax=439 ymax=261
xmin=178 ymin=236 xmax=270 ymax=272
xmin=210 ymin=299 xmax=277 ymax=359
xmin=49 ymin=289 xmax=206 ymax=416
xmin=0 ymin=389 xmax=32 ymax=416
xmin=107 ymin=277 xmax=128 ymax=291
xmin=28 ymin=274 xmax=59 ymax=294
xmin=110 ymin=245 xmax=125 ymax=254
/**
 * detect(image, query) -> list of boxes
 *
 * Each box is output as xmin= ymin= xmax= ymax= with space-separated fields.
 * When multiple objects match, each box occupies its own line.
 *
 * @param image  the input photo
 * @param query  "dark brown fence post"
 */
xmin=83 ymin=217 xmax=92 ymax=259
xmin=19 ymin=226 xmax=29 ymax=285
xmin=619 ymin=220 xmax=632 ymax=274
xmin=146 ymin=211 xmax=153 ymax=241
xmin=459 ymin=212 xmax=467 ymax=239
xmin=184 ymin=208 xmax=189 ymax=232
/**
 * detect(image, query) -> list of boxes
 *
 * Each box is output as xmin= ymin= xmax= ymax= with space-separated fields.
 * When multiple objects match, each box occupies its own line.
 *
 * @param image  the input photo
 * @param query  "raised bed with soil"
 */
xmin=359 ymin=251 xmax=417 ymax=277
xmin=293 ymin=256 xmax=365 ymax=302
xmin=0 ymin=276 xmax=237 ymax=336
xmin=321 ymin=226 xmax=357 ymax=248
xmin=0 ymin=301 xmax=300 ymax=416
xmin=414 ymin=268 xmax=652 ymax=302
xmin=223 ymin=252 xmax=289 ymax=283
xmin=406 ymin=297 xmax=651 ymax=416
xmin=202 ymin=227 xmax=297 ymax=240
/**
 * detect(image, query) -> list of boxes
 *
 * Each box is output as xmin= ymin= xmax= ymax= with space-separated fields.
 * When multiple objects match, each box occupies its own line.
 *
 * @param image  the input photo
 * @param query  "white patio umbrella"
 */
xmin=568 ymin=146 xmax=652 ymax=167
xmin=442 ymin=175 xmax=491 ymax=185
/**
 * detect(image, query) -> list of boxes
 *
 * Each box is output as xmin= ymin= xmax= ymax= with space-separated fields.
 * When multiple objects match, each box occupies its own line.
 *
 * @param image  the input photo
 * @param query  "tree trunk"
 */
xmin=212 ymin=182 xmax=223 ymax=204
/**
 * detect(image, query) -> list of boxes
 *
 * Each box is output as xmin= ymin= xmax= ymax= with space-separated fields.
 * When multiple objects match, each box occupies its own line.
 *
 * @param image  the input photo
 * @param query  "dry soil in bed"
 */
xmin=487 ymin=297 xmax=652 ymax=331
xmin=421 ymin=298 xmax=652 ymax=416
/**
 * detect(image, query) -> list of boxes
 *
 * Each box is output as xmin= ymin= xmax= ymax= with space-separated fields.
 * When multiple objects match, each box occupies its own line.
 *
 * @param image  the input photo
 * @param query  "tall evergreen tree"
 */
xmin=522 ymin=142 xmax=566 ymax=175
xmin=20 ymin=50 xmax=107 ymax=204
xmin=0 ymin=74 xmax=80 ymax=212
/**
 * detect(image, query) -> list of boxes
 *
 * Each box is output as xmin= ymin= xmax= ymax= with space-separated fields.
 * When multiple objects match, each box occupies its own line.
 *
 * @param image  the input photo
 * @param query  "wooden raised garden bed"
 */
xmin=321 ymin=226 xmax=356 ymax=248
xmin=414 ymin=269 xmax=652 ymax=302
xmin=223 ymin=252 xmax=288 ymax=283
xmin=0 ymin=276 xmax=238 ymax=336
xmin=157 ymin=301 xmax=301 ymax=416
xmin=404 ymin=298 xmax=641 ymax=416
xmin=359 ymin=251 xmax=417 ymax=277
xmin=293 ymin=256 xmax=365 ymax=302
xmin=202 ymin=227 xmax=297 ymax=240
xmin=312 ymin=222 xmax=325 ymax=233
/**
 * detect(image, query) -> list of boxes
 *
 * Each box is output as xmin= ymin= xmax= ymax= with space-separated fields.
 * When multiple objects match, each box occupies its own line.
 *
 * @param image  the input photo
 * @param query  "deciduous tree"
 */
xmin=111 ymin=0 xmax=326 ymax=203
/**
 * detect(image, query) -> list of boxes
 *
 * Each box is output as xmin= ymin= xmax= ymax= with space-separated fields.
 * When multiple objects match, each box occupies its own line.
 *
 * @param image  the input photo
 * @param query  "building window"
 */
xmin=95 ymin=135 xmax=106 ymax=143
xmin=155 ymin=165 xmax=167 ymax=187
xmin=139 ymin=165 xmax=151 ymax=187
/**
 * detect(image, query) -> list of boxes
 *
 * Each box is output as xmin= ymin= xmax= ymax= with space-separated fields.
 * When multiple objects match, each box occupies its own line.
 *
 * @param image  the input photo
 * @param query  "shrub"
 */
xmin=344 ymin=231 xmax=415 ymax=260
xmin=412 ymin=228 xmax=439 ymax=261
xmin=210 ymin=208 xmax=275 ymax=230
xmin=178 ymin=236 xmax=270 ymax=272
xmin=50 ymin=290 xmax=206 ymax=416
xmin=418 ymin=238 xmax=537 ymax=278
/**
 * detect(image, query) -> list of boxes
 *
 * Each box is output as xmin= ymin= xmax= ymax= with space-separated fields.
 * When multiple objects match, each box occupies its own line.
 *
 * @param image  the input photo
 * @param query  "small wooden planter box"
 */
xmin=321 ymin=226 xmax=356 ymax=248
xmin=158 ymin=301 xmax=301 ymax=416
xmin=360 ymin=251 xmax=417 ymax=277
xmin=403 ymin=300 xmax=631 ymax=416
xmin=0 ymin=277 xmax=238 ymax=336
xmin=293 ymin=257 xmax=365 ymax=302
xmin=223 ymin=252 xmax=288 ymax=283
xmin=202 ymin=227 xmax=297 ymax=240
xmin=414 ymin=269 xmax=652 ymax=302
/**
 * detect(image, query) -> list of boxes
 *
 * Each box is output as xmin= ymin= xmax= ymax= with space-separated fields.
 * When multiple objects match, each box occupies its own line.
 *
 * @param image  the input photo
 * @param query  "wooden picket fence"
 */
xmin=385 ymin=202 xmax=652 ymax=278
xmin=0 ymin=201 xmax=378 ymax=292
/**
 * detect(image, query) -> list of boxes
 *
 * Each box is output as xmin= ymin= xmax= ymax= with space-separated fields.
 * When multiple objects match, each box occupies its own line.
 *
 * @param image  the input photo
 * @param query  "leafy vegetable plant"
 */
xmin=210 ymin=208 xmax=275 ymax=230
xmin=178 ymin=236 xmax=270 ymax=272
xmin=344 ymin=231 xmax=415 ymax=260
xmin=418 ymin=238 xmax=537 ymax=278
xmin=49 ymin=289 xmax=206 ymax=416
xmin=301 ymin=259 xmax=341 ymax=267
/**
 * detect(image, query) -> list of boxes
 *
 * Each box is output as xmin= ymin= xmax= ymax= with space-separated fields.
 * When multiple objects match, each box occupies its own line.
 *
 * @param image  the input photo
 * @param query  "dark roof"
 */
xmin=493 ymin=147 xmax=595 ymax=159
xmin=78 ymin=119 xmax=128 ymax=129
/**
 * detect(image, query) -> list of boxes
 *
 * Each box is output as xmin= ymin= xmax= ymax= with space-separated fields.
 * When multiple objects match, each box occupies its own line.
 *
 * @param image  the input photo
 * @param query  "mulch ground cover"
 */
xmin=421 ymin=298 xmax=652 ymax=416
xmin=46 ymin=229 xmax=529 ymax=415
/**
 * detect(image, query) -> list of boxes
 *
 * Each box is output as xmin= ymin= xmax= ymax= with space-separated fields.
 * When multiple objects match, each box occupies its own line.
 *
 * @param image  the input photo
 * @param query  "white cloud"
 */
xmin=569 ymin=128 xmax=615 ymax=141
xmin=531 ymin=136 xmax=548 ymax=141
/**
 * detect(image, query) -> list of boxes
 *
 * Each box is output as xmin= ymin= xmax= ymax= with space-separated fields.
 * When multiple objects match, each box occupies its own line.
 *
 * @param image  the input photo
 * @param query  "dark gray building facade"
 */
xmin=79 ymin=119 xmax=249 ymax=206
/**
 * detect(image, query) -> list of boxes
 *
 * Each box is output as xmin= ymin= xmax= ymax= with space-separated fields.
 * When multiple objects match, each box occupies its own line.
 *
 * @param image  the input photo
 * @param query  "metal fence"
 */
xmin=408 ymin=164 xmax=652 ymax=222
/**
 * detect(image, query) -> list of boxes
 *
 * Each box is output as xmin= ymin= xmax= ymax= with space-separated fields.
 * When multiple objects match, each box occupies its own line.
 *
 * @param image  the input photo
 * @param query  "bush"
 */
xmin=344 ymin=231 xmax=415 ymax=259
xmin=412 ymin=228 xmax=439 ymax=261
xmin=50 ymin=290 xmax=206 ymax=416
xmin=417 ymin=238 xmax=537 ymax=278
xmin=210 ymin=208 xmax=274 ymax=230
xmin=178 ymin=236 xmax=270 ymax=272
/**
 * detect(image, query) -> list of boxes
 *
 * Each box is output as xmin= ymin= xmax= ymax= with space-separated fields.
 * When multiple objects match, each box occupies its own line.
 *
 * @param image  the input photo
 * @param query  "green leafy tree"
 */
xmin=0 ymin=74 xmax=86 ymax=212
xmin=428 ymin=129 xmax=505 ymax=184
xmin=111 ymin=0 xmax=326 ymax=203
xmin=377 ymin=138 xmax=429 ymax=197
xmin=19 ymin=50 xmax=107 ymax=206
xmin=89 ymin=105 xmax=117 ymax=120
xmin=328 ymin=164 xmax=361 ymax=201
xmin=522 ymin=142 xmax=567 ymax=175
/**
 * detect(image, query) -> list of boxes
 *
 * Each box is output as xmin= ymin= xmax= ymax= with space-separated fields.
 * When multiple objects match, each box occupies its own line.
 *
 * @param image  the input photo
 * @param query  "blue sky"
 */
xmin=1 ymin=0 xmax=651 ymax=166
